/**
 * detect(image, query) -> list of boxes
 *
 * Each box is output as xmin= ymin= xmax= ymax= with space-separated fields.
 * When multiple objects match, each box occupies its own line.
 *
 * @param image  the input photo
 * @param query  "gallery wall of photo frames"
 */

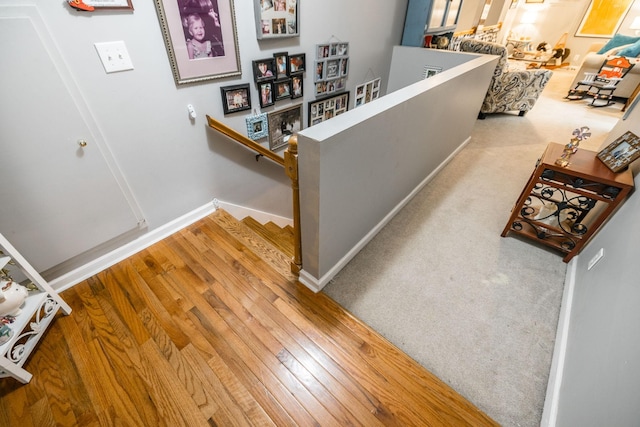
xmin=353 ymin=77 xmax=381 ymax=108
xmin=249 ymin=51 xmax=306 ymax=109
xmin=314 ymin=42 xmax=349 ymax=98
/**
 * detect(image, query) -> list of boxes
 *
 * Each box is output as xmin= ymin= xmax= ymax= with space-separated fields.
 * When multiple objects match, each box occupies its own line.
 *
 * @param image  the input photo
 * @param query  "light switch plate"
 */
xmin=94 ymin=41 xmax=134 ymax=73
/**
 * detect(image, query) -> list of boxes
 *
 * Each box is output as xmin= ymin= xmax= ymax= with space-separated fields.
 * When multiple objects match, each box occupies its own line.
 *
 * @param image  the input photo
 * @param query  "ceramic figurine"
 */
xmin=0 ymin=280 xmax=29 ymax=317
xmin=556 ymin=126 xmax=591 ymax=167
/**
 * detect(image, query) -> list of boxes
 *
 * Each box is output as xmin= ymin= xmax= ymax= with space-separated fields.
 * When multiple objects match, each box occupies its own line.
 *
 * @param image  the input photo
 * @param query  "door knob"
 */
xmin=78 ymin=139 xmax=88 ymax=147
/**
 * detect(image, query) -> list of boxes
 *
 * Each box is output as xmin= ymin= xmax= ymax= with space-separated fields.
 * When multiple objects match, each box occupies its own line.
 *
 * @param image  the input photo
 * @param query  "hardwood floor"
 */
xmin=0 ymin=210 xmax=497 ymax=426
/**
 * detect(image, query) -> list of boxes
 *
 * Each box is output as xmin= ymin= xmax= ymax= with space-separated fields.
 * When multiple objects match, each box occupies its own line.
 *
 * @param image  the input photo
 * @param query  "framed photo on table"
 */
xmin=597 ymin=131 xmax=640 ymax=172
xmin=254 ymin=0 xmax=298 ymax=39
xmin=154 ymin=0 xmax=241 ymax=85
xmin=267 ymin=104 xmax=303 ymax=151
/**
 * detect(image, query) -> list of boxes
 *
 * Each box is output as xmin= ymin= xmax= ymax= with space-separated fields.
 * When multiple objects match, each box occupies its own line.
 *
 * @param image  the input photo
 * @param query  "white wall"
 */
xmin=4 ymin=0 xmax=408 ymax=282
xmin=296 ymin=47 xmax=497 ymax=290
xmin=545 ymin=103 xmax=640 ymax=426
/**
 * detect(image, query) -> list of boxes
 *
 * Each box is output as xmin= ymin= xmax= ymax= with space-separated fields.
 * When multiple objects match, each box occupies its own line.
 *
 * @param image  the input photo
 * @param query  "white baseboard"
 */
xmin=299 ymin=137 xmax=471 ymax=293
xmin=49 ymin=201 xmax=218 ymax=292
xmin=541 ymin=256 xmax=578 ymax=427
xmin=48 ymin=200 xmax=294 ymax=293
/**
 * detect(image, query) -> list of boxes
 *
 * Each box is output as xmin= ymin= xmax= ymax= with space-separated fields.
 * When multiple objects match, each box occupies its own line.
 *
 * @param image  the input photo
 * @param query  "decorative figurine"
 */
xmin=555 ymin=126 xmax=591 ymax=167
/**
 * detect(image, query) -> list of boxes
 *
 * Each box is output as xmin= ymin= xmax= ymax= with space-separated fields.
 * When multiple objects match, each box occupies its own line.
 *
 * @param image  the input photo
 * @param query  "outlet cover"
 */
xmin=95 ymin=41 xmax=134 ymax=73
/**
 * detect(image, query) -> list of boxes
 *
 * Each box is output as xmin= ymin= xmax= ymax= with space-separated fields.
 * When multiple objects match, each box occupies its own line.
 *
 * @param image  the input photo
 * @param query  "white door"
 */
xmin=0 ymin=6 xmax=142 ymax=272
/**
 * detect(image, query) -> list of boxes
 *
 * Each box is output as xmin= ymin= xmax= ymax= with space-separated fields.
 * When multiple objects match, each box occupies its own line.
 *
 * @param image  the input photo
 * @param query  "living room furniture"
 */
xmin=566 ymin=56 xmax=635 ymax=107
xmin=0 ymin=233 xmax=71 ymax=383
xmin=401 ymin=0 xmax=464 ymax=47
xmin=568 ymin=42 xmax=640 ymax=101
xmin=501 ymin=142 xmax=634 ymax=262
xmin=459 ymin=39 xmax=553 ymax=119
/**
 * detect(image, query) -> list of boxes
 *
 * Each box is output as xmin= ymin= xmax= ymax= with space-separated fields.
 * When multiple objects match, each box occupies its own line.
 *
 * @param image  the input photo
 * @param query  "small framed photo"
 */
xmin=290 ymin=75 xmax=303 ymax=99
xmin=221 ymin=84 xmax=251 ymax=114
xmin=253 ymin=58 xmax=277 ymax=83
xmin=597 ymin=131 xmax=640 ymax=173
xmin=325 ymin=59 xmax=340 ymax=80
xmin=254 ymin=0 xmax=298 ymax=39
xmin=315 ymin=81 xmax=327 ymax=96
xmin=267 ymin=104 xmax=303 ymax=151
xmin=308 ymin=91 xmax=349 ymax=127
xmin=314 ymin=60 xmax=325 ymax=82
xmin=288 ymin=53 xmax=306 ymax=74
xmin=274 ymin=78 xmax=292 ymax=101
xmin=337 ymin=42 xmax=349 ymax=57
xmin=246 ymin=113 xmax=268 ymax=140
xmin=258 ymin=81 xmax=275 ymax=108
xmin=316 ymin=44 xmax=330 ymax=59
xmin=354 ymin=77 xmax=381 ymax=108
xmin=273 ymin=51 xmax=289 ymax=78
xmin=423 ymin=65 xmax=442 ymax=79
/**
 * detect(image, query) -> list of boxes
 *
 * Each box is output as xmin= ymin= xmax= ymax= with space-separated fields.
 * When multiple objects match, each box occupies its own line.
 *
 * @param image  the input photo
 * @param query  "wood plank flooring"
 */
xmin=0 ymin=210 xmax=498 ymax=426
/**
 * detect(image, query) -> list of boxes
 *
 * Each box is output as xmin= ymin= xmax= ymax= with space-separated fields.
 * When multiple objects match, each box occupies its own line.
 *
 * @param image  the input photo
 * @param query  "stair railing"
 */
xmin=206 ymin=115 xmax=284 ymax=166
xmin=284 ymin=135 xmax=302 ymax=274
xmin=206 ymin=115 xmax=302 ymax=274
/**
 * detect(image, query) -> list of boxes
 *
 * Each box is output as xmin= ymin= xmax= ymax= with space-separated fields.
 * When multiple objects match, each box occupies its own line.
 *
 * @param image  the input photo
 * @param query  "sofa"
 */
xmin=568 ymin=39 xmax=640 ymax=100
xmin=459 ymin=39 xmax=553 ymax=118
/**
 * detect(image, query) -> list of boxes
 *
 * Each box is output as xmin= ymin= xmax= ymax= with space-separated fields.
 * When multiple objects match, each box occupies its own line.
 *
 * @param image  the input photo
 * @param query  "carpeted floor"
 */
xmin=322 ymin=67 xmax=624 ymax=427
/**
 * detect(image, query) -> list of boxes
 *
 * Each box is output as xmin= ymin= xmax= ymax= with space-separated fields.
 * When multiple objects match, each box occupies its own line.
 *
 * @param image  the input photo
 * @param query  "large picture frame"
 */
xmin=254 ymin=0 xmax=299 ymax=39
xmin=575 ymin=0 xmax=634 ymax=38
xmin=597 ymin=131 xmax=640 ymax=172
xmin=308 ymin=92 xmax=349 ymax=127
xmin=154 ymin=0 xmax=241 ymax=85
xmin=220 ymin=83 xmax=251 ymax=114
xmin=267 ymin=104 xmax=303 ymax=151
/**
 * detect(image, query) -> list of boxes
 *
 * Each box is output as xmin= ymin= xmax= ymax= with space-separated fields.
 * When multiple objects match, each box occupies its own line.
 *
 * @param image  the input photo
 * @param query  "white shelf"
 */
xmin=0 ymin=233 xmax=71 ymax=383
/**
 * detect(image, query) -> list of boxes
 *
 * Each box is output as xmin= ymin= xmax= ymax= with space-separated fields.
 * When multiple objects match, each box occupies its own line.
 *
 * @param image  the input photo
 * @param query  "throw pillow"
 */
xmin=597 ymin=34 xmax=640 ymax=54
xmin=617 ymin=39 xmax=640 ymax=57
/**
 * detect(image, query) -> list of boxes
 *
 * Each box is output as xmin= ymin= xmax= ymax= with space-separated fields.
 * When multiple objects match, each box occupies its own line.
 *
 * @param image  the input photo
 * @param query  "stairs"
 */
xmin=210 ymin=209 xmax=295 ymax=279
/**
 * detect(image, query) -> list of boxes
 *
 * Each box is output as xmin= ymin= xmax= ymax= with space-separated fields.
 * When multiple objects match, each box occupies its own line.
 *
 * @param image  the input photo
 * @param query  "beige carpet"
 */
xmin=323 ymin=67 xmax=624 ymax=427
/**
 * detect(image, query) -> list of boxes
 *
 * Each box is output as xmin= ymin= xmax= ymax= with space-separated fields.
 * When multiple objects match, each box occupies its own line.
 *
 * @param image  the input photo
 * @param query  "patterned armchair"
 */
xmin=459 ymin=39 xmax=553 ymax=119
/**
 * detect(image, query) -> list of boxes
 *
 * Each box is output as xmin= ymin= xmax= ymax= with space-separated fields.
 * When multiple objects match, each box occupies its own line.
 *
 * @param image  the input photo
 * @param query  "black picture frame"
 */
xmin=273 ymin=51 xmax=289 ymax=78
xmin=274 ymin=78 xmax=292 ymax=101
xmin=290 ymin=75 xmax=303 ymax=99
xmin=307 ymin=91 xmax=350 ymax=127
xmin=221 ymin=83 xmax=251 ymax=114
xmin=597 ymin=131 xmax=640 ymax=172
xmin=288 ymin=53 xmax=306 ymax=75
xmin=258 ymin=81 xmax=275 ymax=108
xmin=252 ymin=58 xmax=277 ymax=83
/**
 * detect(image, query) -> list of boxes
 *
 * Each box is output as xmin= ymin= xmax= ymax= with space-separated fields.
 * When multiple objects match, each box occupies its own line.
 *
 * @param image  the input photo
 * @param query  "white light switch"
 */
xmin=95 ymin=41 xmax=134 ymax=73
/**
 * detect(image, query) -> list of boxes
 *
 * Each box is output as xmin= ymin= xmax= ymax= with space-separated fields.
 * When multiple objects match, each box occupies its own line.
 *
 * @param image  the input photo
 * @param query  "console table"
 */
xmin=502 ymin=142 xmax=634 ymax=262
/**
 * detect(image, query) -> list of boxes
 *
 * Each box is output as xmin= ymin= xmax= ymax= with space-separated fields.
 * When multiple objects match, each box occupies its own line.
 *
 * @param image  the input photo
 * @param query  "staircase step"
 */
xmin=242 ymin=217 xmax=294 ymax=259
xmin=213 ymin=209 xmax=295 ymax=280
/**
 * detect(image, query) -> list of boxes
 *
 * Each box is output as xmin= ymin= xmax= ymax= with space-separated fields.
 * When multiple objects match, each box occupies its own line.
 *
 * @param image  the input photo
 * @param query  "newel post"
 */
xmin=284 ymin=135 xmax=302 ymax=274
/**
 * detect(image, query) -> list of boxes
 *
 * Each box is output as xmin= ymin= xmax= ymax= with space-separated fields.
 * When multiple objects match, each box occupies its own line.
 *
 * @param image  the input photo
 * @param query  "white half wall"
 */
xmin=296 ymin=47 xmax=498 ymax=291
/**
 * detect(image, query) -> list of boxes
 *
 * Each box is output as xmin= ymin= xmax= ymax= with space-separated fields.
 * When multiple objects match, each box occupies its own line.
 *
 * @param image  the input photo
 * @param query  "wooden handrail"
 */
xmin=206 ymin=115 xmax=284 ymax=167
xmin=284 ymin=135 xmax=302 ymax=274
